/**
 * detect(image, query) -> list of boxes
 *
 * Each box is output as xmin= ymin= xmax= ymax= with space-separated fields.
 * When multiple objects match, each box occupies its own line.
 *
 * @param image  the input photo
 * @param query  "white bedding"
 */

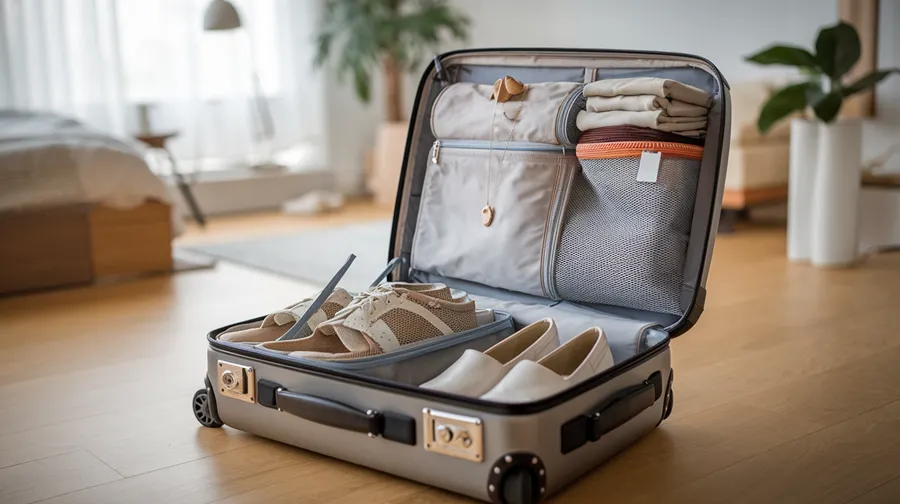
xmin=0 ymin=111 xmax=172 ymax=212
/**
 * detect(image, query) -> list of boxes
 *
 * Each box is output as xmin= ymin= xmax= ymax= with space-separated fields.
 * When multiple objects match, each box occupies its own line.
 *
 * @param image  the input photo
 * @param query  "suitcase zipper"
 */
xmin=432 ymin=140 xmax=441 ymax=163
xmin=431 ymin=139 xmax=570 ymax=164
xmin=555 ymin=84 xmax=585 ymax=148
xmin=576 ymin=141 xmax=704 ymax=160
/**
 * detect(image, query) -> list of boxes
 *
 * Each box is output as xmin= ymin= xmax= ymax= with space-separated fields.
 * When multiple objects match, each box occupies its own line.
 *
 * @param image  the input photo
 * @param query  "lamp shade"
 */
xmin=203 ymin=0 xmax=242 ymax=31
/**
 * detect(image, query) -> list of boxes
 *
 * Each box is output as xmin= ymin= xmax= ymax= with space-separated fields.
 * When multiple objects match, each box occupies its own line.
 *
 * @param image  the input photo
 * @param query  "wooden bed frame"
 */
xmin=0 ymin=201 xmax=174 ymax=295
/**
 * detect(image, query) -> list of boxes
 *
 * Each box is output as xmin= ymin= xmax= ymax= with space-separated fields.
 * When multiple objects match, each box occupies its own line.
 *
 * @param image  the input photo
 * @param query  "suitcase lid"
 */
xmin=389 ymin=48 xmax=730 ymax=337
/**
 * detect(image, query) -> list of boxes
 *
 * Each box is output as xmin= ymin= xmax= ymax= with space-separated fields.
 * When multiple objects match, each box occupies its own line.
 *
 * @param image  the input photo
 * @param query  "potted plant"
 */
xmin=315 ymin=0 xmax=470 ymax=205
xmin=746 ymin=21 xmax=897 ymax=267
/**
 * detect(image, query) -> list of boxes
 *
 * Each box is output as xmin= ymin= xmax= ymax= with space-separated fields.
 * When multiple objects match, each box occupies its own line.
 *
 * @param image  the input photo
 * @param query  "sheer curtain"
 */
xmin=0 ymin=0 xmax=324 ymax=173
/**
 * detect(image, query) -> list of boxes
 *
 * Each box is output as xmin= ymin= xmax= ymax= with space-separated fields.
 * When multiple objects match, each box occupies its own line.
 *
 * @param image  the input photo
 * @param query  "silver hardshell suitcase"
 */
xmin=195 ymin=48 xmax=730 ymax=504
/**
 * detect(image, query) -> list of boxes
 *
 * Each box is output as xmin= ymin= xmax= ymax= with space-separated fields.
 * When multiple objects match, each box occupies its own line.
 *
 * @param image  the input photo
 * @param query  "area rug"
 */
xmin=180 ymin=220 xmax=393 ymax=292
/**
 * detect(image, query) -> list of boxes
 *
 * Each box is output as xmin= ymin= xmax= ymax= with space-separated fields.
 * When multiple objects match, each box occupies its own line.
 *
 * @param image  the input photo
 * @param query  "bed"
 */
xmin=0 ymin=110 xmax=177 ymax=295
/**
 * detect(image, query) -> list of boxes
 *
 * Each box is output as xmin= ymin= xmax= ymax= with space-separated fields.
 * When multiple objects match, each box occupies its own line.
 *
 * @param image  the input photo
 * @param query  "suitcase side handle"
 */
xmin=560 ymin=371 xmax=663 ymax=454
xmin=270 ymin=385 xmax=416 ymax=445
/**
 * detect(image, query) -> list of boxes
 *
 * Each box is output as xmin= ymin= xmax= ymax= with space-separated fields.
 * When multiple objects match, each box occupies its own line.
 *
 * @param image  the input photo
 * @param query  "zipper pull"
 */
xmin=433 ymin=56 xmax=447 ymax=83
xmin=432 ymin=140 xmax=441 ymax=164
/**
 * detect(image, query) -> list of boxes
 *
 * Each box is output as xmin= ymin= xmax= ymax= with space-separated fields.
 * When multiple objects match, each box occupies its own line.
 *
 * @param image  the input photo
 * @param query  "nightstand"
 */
xmin=135 ymin=132 xmax=206 ymax=226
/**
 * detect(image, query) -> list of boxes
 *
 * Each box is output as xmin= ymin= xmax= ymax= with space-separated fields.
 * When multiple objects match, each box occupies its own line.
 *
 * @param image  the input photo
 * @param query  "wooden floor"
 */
xmin=2 ymin=206 xmax=899 ymax=504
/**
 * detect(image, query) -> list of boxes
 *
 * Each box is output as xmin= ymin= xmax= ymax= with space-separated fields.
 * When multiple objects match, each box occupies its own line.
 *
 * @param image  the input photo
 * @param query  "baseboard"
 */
xmin=174 ymin=169 xmax=334 ymax=217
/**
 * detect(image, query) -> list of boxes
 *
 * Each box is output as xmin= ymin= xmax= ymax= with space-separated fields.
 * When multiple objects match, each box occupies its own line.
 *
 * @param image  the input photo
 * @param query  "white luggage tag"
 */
xmin=636 ymin=151 xmax=661 ymax=183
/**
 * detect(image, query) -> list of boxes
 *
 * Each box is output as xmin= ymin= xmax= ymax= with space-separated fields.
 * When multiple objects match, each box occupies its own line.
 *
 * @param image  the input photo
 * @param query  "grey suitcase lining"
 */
xmin=395 ymin=52 xmax=726 ymax=334
xmin=208 ymin=49 xmax=727 ymax=414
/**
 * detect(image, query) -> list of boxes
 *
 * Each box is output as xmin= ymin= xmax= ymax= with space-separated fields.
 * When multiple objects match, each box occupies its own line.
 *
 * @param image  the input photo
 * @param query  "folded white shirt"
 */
xmin=584 ymin=77 xmax=713 ymax=108
xmin=586 ymin=95 xmax=708 ymax=117
xmin=576 ymin=110 xmax=707 ymax=137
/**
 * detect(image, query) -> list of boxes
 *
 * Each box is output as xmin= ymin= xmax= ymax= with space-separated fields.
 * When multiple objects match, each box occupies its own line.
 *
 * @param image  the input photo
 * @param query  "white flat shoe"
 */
xmin=420 ymin=318 xmax=559 ymax=397
xmin=480 ymin=327 xmax=614 ymax=403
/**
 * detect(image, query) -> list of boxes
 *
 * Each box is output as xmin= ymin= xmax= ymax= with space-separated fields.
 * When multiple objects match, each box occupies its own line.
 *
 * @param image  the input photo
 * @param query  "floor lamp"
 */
xmin=203 ymin=0 xmax=284 ymax=170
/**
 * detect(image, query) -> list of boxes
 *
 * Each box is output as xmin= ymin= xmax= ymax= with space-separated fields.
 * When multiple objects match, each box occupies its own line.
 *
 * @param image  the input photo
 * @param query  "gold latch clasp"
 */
xmin=217 ymin=360 xmax=256 ymax=404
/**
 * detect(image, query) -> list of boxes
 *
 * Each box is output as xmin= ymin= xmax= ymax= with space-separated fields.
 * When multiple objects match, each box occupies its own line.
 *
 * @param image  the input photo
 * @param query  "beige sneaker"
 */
xmin=218 ymin=288 xmax=354 ymax=344
xmin=219 ymin=283 xmax=454 ymax=345
xmin=258 ymin=285 xmax=478 ymax=360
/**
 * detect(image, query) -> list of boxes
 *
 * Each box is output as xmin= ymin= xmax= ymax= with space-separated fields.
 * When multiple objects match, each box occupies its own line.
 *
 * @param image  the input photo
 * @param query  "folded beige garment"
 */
xmin=584 ymin=77 xmax=713 ymax=108
xmin=576 ymin=110 xmax=707 ymax=137
xmin=585 ymin=95 xmax=708 ymax=117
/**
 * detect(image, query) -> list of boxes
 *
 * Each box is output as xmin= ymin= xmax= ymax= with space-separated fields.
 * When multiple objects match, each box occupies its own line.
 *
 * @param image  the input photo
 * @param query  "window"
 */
xmin=115 ymin=0 xmax=323 ymax=173
xmin=0 ymin=0 xmax=324 ymax=174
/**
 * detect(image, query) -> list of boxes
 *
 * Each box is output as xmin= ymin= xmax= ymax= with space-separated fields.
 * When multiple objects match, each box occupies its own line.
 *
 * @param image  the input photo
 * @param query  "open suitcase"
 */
xmin=194 ymin=48 xmax=730 ymax=503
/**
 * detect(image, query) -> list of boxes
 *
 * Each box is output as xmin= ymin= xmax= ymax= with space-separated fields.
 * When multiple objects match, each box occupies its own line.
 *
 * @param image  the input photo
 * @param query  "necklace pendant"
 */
xmin=481 ymin=205 xmax=494 ymax=227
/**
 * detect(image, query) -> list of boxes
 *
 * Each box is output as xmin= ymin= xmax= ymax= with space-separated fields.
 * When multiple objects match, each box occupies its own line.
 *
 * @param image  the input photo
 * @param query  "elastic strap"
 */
xmin=277 ymin=254 xmax=356 ymax=341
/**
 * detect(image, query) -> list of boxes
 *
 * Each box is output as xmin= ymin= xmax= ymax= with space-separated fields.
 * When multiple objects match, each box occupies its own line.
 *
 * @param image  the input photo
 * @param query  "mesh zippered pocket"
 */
xmin=553 ymin=141 xmax=702 ymax=314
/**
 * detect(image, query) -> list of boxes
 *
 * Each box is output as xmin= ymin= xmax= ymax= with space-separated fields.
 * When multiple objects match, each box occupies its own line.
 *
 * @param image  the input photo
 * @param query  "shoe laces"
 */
xmin=336 ymin=288 xmax=403 ymax=320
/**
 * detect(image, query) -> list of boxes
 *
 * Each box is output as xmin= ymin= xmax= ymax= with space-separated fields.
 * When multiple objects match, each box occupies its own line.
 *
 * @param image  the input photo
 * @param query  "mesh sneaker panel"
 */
xmin=554 ymin=153 xmax=700 ymax=314
xmin=414 ymin=286 xmax=453 ymax=300
xmin=406 ymin=297 xmax=477 ymax=333
xmin=381 ymin=310 xmax=444 ymax=345
xmin=321 ymin=301 xmax=345 ymax=319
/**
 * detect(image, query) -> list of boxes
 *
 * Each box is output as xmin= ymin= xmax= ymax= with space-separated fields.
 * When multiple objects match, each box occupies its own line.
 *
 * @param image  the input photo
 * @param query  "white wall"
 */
xmin=323 ymin=0 xmax=839 ymax=193
xmin=860 ymin=0 xmax=900 ymax=249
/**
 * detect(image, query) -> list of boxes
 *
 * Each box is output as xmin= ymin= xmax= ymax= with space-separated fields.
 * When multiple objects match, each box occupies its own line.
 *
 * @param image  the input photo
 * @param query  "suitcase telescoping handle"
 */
xmin=560 ymin=371 xmax=663 ymax=454
xmin=257 ymin=380 xmax=416 ymax=445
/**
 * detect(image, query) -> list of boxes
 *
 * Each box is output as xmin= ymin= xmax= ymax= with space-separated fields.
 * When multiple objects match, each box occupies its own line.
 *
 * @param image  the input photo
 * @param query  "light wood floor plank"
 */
xmin=847 ymin=475 xmax=900 ymax=504
xmin=1 ymin=208 xmax=898 ymax=503
xmin=657 ymin=399 xmax=900 ymax=504
xmin=0 ymin=450 xmax=122 ymax=504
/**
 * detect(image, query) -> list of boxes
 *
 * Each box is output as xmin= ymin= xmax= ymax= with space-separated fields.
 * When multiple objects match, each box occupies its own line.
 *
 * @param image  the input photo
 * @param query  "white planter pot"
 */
xmin=787 ymin=118 xmax=819 ymax=261
xmin=810 ymin=120 xmax=862 ymax=268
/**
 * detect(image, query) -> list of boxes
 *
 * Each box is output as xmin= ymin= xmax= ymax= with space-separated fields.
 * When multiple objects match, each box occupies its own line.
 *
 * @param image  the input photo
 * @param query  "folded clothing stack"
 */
xmin=576 ymin=77 xmax=713 ymax=137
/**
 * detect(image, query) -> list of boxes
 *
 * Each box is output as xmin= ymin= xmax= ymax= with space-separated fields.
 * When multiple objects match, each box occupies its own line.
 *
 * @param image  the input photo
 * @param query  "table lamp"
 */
xmin=203 ymin=0 xmax=282 ymax=170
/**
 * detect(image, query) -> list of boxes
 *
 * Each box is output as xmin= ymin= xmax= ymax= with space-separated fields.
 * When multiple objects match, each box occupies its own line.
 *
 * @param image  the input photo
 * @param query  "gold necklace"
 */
xmin=483 ymin=95 xmax=524 ymax=227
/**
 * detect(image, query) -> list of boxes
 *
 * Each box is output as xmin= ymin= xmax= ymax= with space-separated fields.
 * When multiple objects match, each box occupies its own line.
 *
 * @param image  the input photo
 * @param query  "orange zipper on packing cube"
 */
xmin=576 ymin=141 xmax=704 ymax=160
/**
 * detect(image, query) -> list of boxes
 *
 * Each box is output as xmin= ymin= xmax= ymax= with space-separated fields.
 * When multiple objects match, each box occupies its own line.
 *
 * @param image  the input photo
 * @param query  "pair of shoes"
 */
xmin=218 ymin=288 xmax=354 ymax=344
xmin=219 ymin=282 xmax=462 ymax=344
xmin=421 ymin=319 xmax=614 ymax=403
xmin=224 ymin=282 xmax=481 ymax=361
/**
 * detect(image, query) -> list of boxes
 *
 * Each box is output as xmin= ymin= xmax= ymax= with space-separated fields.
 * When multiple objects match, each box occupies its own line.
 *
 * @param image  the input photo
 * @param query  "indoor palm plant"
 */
xmin=746 ymin=21 xmax=897 ymax=267
xmin=315 ymin=0 xmax=470 ymax=204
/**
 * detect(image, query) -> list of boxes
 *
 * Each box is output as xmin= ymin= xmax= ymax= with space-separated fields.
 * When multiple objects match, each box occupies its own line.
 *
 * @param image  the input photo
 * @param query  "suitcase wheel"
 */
xmin=501 ymin=468 xmax=540 ymax=504
xmin=488 ymin=453 xmax=546 ymax=504
xmin=662 ymin=369 xmax=675 ymax=422
xmin=193 ymin=388 xmax=224 ymax=428
xmin=663 ymin=387 xmax=674 ymax=420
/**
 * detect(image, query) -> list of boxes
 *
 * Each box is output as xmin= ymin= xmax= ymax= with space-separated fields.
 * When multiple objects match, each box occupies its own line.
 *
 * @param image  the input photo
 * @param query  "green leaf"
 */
xmin=352 ymin=65 xmax=371 ymax=103
xmin=811 ymin=91 xmax=843 ymax=123
xmin=757 ymin=82 xmax=811 ymax=133
xmin=313 ymin=0 xmax=469 ymax=110
xmin=815 ymin=22 xmax=861 ymax=78
xmin=842 ymin=68 xmax=900 ymax=97
xmin=313 ymin=33 xmax=333 ymax=68
xmin=745 ymin=45 xmax=818 ymax=69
